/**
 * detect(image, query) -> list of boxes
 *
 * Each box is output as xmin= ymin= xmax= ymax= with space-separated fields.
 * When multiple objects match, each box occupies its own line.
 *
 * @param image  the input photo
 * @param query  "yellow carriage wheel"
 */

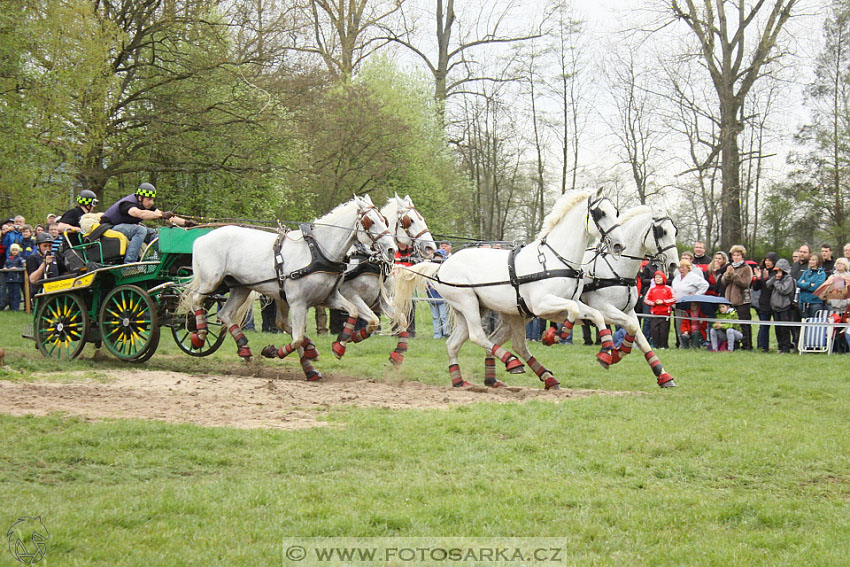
xmin=98 ymin=285 xmax=160 ymax=361
xmin=34 ymin=293 xmax=90 ymax=359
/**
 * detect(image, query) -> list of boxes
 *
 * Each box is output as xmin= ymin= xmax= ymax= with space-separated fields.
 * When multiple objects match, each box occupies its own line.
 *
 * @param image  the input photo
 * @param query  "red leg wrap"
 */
xmin=492 ymin=344 xmax=525 ymax=373
xmin=350 ymin=328 xmax=370 ymax=343
xmin=190 ymin=332 xmax=205 ymax=349
xmin=620 ymin=333 xmax=635 ymax=354
xmin=645 ymin=350 xmax=664 ymax=377
xmin=527 ymin=356 xmax=551 ymax=379
xmin=544 ymin=376 xmax=560 ymax=390
xmin=300 ymin=355 xmax=323 ymax=381
xmin=388 ymin=331 xmax=409 ymax=365
xmin=389 ymin=351 xmax=404 ymax=366
xmin=657 ymin=372 xmax=675 ymax=387
xmin=449 ymin=364 xmax=472 ymax=387
xmin=301 ymin=338 xmax=319 ymax=360
xmin=331 ymin=341 xmax=346 ymax=359
xmin=193 ymin=309 xmax=207 ymax=332
xmin=337 ymin=316 xmax=357 ymax=343
xmin=559 ymin=320 xmax=574 ymax=340
xmin=484 ymin=357 xmax=497 ymax=381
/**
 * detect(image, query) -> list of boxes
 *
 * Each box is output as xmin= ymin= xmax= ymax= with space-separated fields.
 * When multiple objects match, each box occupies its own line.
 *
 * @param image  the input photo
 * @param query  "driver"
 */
xmin=101 ymin=183 xmax=195 ymax=263
xmin=26 ymin=232 xmax=65 ymax=296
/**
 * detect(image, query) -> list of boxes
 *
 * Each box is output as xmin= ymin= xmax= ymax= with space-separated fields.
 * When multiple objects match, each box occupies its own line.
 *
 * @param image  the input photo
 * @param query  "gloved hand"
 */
xmin=161 ymin=211 xmax=175 ymax=221
xmin=183 ymin=219 xmax=198 ymax=228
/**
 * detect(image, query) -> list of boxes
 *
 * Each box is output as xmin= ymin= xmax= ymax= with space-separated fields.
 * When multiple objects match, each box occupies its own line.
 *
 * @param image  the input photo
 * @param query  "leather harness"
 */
xmin=272 ymin=223 xmax=348 ymax=301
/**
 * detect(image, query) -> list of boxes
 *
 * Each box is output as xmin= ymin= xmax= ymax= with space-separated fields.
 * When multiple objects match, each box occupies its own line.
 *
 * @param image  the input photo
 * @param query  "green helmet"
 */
xmin=77 ymin=189 xmax=98 ymax=206
xmin=136 ymin=183 xmax=157 ymax=198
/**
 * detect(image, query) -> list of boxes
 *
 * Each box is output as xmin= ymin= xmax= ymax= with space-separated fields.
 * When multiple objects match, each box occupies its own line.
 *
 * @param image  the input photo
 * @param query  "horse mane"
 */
xmin=316 ymin=198 xmax=356 ymax=226
xmin=536 ymin=190 xmax=590 ymax=240
xmin=619 ymin=205 xmax=652 ymax=224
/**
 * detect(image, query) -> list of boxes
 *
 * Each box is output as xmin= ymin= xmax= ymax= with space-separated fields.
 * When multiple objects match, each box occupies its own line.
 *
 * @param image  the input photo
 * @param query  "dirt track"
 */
xmin=0 ymin=368 xmax=630 ymax=430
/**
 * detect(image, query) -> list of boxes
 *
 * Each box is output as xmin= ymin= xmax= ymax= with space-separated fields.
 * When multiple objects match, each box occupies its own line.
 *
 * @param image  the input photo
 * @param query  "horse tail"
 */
xmin=377 ymin=274 xmax=395 ymax=319
xmin=390 ymin=262 xmax=440 ymax=329
xmin=177 ymin=275 xmax=201 ymax=314
xmin=232 ymin=291 xmax=260 ymax=328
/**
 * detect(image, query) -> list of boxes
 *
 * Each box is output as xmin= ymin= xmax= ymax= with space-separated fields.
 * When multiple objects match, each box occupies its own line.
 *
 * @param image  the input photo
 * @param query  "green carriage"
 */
xmin=28 ymin=227 xmax=227 ymax=361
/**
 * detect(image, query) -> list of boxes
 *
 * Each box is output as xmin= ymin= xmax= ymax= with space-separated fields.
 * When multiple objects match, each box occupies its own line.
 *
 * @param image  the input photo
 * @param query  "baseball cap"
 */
xmin=46 ymin=213 xmax=57 ymax=220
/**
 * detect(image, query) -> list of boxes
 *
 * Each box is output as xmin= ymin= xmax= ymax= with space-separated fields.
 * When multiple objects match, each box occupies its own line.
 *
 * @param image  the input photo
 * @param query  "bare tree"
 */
xmin=667 ymin=0 xmax=799 ymax=250
xmin=296 ymin=0 xmax=403 ymax=79
xmin=604 ymin=50 xmax=666 ymax=205
xmin=544 ymin=0 xmax=586 ymax=194
xmin=380 ymin=0 xmax=540 ymax=116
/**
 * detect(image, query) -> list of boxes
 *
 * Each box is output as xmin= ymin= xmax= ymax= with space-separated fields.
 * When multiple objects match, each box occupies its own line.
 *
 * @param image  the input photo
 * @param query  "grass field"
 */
xmin=1 ymin=305 xmax=850 ymax=566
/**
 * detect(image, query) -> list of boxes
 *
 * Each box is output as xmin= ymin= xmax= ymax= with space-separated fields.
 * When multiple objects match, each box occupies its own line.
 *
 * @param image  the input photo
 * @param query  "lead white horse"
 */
xmin=521 ymin=206 xmax=681 ymax=387
xmin=331 ymin=195 xmax=437 ymax=360
xmin=182 ymin=195 xmax=396 ymax=381
xmin=390 ymin=188 xmax=626 ymax=389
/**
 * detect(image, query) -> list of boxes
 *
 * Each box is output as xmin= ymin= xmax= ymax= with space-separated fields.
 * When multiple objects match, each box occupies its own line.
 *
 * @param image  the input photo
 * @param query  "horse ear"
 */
xmin=595 ymin=187 xmax=604 ymax=198
xmin=364 ymin=194 xmax=374 ymax=205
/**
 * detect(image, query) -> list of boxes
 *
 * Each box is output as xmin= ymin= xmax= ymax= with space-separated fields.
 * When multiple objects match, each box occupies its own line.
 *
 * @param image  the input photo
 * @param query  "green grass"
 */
xmin=1 ymin=307 xmax=850 ymax=565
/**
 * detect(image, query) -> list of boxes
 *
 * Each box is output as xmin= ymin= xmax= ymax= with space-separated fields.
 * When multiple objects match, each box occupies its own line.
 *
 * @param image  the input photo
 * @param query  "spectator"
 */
xmin=2 ymin=215 xmax=24 ymax=262
xmin=19 ymin=225 xmax=35 ymax=258
xmin=0 ymin=218 xmax=12 ymax=309
xmin=752 ymin=252 xmax=779 ymax=352
xmin=709 ymin=303 xmax=744 ymax=352
xmin=25 ymin=232 xmax=64 ymax=297
xmin=672 ymin=258 xmax=710 ymax=298
xmin=47 ymin=223 xmax=62 ymax=256
xmin=427 ymin=247 xmax=450 ymax=339
xmin=818 ymin=257 xmax=850 ymax=312
xmin=637 ymin=258 xmax=662 ymax=342
xmin=765 ymin=258 xmax=796 ymax=353
xmin=792 ymin=250 xmax=800 ymax=264
xmin=46 ymin=213 xmax=57 ymax=225
xmin=679 ymin=301 xmax=707 ymax=349
xmin=644 ymin=271 xmax=675 ymax=349
xmin=671 ymin=258 xmax=709 ymax=346
xmin=797 ymin=252 xmax=827 ymax=319
xmin=681 ymin=250 xmax=695 ymax=265
xmin=843 ymin=243 xmax=850 ymax=262
xmin=261 ymin=295 xmax=280 ymax=333
xmin=692 ymin=241 xmax=710 ymax=266
xmin=314 ymin=307 xmax=329 ymax=335
xmin=721 ymin=244 xmax=754 ymax=350
xmin=3 ymin=243 xmax=25 ymax=311
xmin=821 ymin=244 xmax=835 ymax=273
xmin=34 ymin=224 xmax=45 ymax=236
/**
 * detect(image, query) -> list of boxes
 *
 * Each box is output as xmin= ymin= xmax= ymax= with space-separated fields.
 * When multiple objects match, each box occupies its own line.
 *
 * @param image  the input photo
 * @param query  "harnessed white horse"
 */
xmin=330 ymin=195 xmax=437 ymax=360
xmin=530 ymin=207 xmax=681 ymax=387
xmin=390 ymin=188 xmax=626 ymax=389
xmin=182 ymin=195 xmax=396 ymax=381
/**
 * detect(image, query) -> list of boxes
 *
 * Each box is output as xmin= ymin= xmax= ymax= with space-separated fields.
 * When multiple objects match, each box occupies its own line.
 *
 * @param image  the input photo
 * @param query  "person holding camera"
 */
xmin=25 ymin=232 xmax=65 ymax=297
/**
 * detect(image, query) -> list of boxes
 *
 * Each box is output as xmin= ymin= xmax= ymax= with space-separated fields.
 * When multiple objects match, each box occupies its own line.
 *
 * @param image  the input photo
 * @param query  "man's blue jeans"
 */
xmin=112 ymin=223 xmax=156 ymax=263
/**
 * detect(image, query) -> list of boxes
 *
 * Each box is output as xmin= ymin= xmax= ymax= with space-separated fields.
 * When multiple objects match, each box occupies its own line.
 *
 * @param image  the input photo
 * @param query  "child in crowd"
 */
xmin=765 ymin=258 xmax=796 ymax=353
xmin=3 ymin=243 xmax=25 ymax=311
xmin=709 ymin=303 xmax=743 ymax=352
xmin=19 ymin=225 xmax=36 ymax=258
xmin=644 ymin=271 xmax=675 ymax=349
xmin=679 ymin=301 xmax=707 ymax=348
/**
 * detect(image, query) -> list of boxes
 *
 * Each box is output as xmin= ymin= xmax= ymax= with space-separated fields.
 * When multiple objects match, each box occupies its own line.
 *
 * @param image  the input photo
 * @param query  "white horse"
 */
xmin=183 ymin=195 xmax=396 ymax=381
xmin=530 ymin=207 xmax=681 ymax=387
xmin=390 ymin=188 xmax=626 ymax=389
xmin=330 ymin=194 xmax=437 ymax=360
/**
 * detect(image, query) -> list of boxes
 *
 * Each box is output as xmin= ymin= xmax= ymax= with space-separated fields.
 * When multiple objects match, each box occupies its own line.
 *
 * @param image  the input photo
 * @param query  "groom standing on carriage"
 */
xmin=102 ymin=183 xmax=196 ymax=263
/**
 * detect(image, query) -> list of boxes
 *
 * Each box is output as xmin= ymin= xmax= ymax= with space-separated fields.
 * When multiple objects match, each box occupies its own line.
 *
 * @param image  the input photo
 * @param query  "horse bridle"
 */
xmin=587 ymin=196 xmax=621 ymax=254
xmin=398 ymin=206 xmax=430 ymax=240
xmin=357 ymin=205 xmax=391 ymax=246
xmin=646 ymin=216 xmax=677 ymax=263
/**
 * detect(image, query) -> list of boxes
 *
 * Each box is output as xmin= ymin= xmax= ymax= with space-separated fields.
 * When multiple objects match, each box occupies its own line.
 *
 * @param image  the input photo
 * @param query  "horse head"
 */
xmin=587 ymin=187 xmax=626 ymax=257
xmin=394 ymin=194 xmax=436 ymax=259
xmin=355 ymin=195 xmax=396 ymax=263
xmin=650 ymin=210 xmax=679 ymax=275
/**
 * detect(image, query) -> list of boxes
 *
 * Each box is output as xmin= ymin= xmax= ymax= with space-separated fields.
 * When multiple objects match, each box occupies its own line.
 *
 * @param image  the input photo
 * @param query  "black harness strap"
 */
xmin=505 ymin=244 xmax=583 ymax=318
xmin=583 ymin=276 xmax=636 ymax=293
xmin=286 ymin=223 xmax=348 ymax=280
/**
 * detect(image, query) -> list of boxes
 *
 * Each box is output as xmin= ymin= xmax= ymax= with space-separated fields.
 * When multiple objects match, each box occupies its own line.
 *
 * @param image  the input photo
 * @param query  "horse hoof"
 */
xmin=484 ymin=378 xmax=506 ymax=388
xmin=505 ymin=358 xmax=525 ymax=374
xmin=544 ymin=376 xmax=560 ymax=390
xmin=331 ymin=341 xmax=346 ymax=359
xmin=237 ymin=347 xmax=252 ymax=360
xmin=452 ymin=380 xmax=474 ymax=388
xmin=260 ymin=345 xmax=278 ymax=358
xmin=306 ymin=371 xmax=323 ymax=382
xmin=541 ymin=327 xmax=557 ymax=346
xmin=659 ymin=379 xmax=677 ymax=388
xmin=389 ymin=351 xmax=404 ymax=367
xmin=596 ymin=351 xmax=613 ymax=369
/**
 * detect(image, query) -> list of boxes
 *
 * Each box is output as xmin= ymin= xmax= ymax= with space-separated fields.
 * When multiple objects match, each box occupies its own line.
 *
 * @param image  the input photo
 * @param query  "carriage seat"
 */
xmin=79 ymin=213 xmax=128 ymax=263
